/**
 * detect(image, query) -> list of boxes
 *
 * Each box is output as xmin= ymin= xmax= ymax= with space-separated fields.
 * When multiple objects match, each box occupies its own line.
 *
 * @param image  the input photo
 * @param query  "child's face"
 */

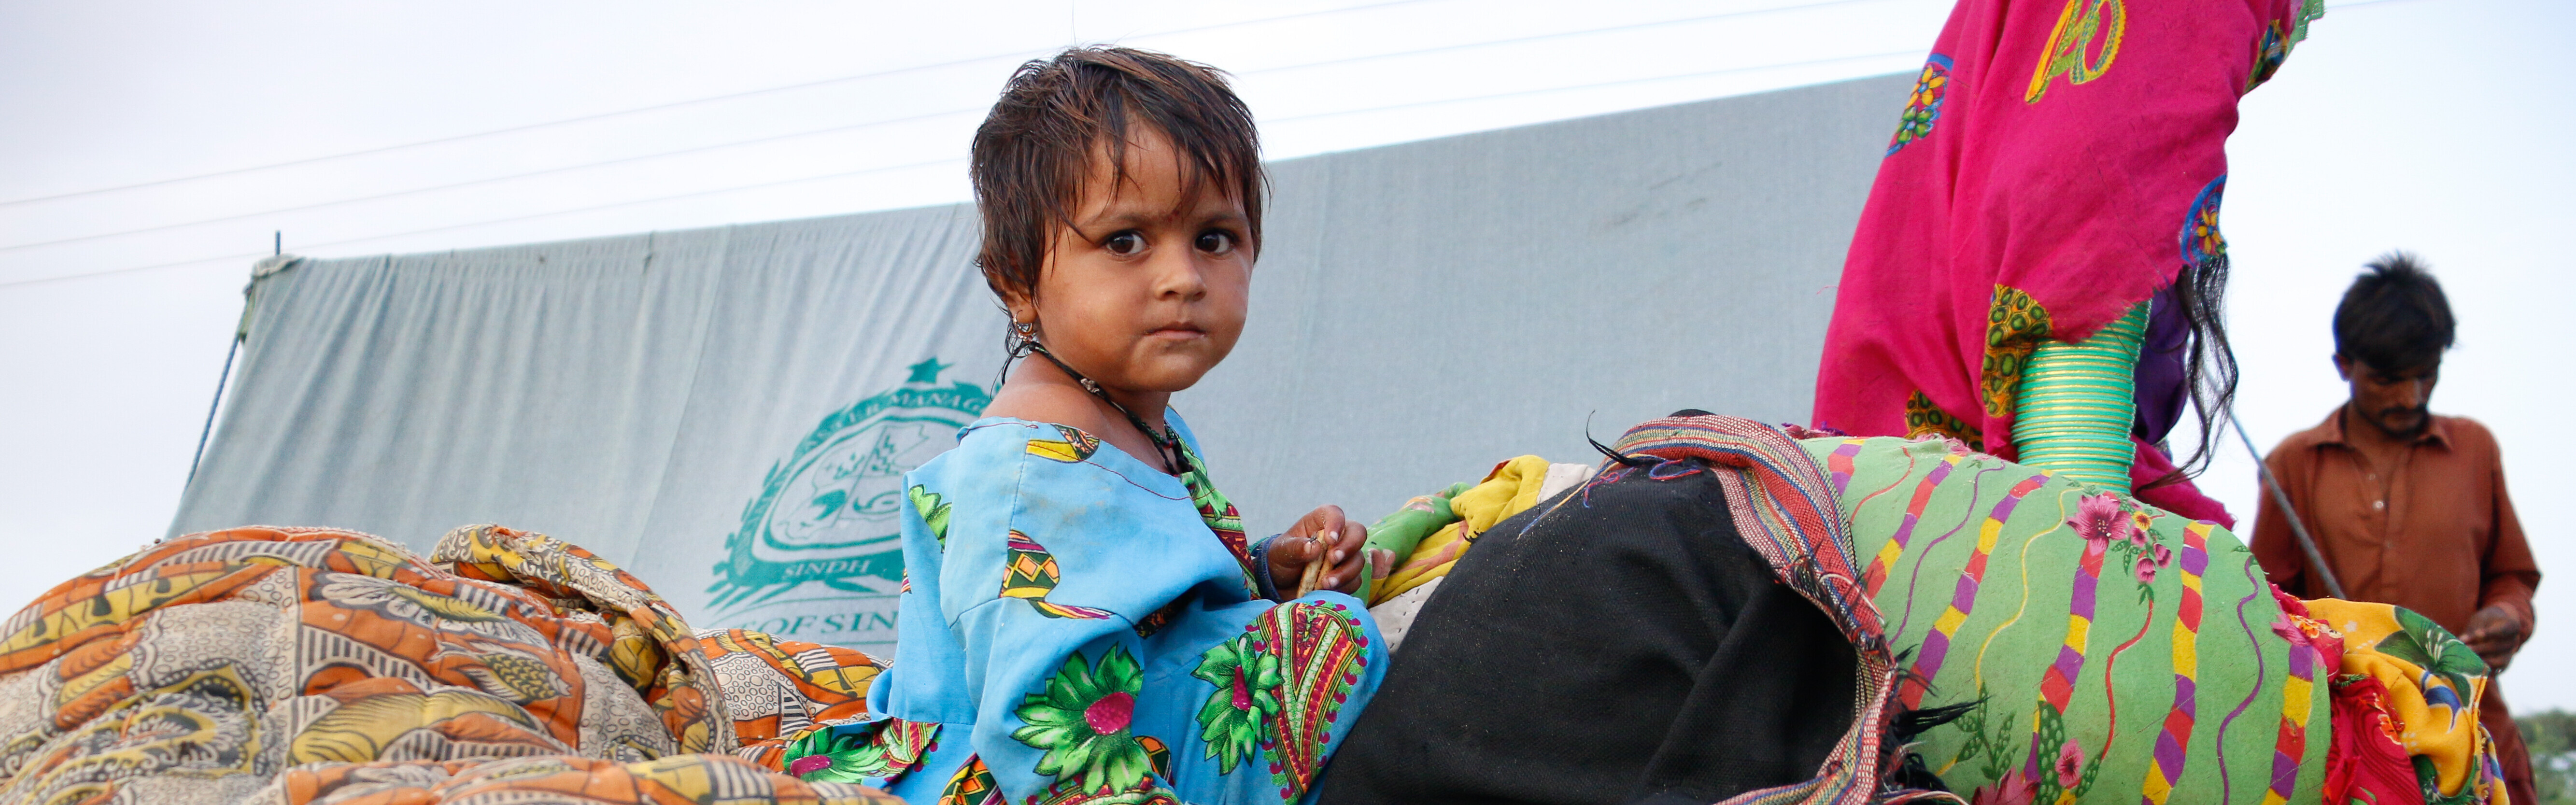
xmin=1015 ymin=127 xmax=1251 ymax=395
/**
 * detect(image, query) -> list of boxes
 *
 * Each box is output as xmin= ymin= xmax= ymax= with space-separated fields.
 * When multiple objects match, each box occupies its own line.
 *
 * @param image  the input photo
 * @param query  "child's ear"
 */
xmin=991 ymin=271 xmax=1035 ymax=324
xmin=1002 ymin=289 xmax=1034 ymax=324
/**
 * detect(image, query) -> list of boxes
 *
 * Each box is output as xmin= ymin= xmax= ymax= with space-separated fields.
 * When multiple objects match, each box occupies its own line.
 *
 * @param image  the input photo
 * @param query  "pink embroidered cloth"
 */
xmin=1812 ymin=0 xmax=2319 ymax=458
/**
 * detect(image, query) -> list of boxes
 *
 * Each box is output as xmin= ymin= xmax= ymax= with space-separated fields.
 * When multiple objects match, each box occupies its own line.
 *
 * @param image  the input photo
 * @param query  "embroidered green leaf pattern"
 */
xmin=2029 ymin=704 xmax=2071 ymax=805
xmin=1012 ymin=646 xmax=1155 ymax=794
xmin=784 ymin=725 xmax=881 ymax=784
xmin=2416 ymin=754 xmax=2481 ymax=805
xmin=909 ymin=484 xmax=952 ymax=549
xmin=784 ymin=719 xmax=940 ymax=783
xmin=2376 ymin=607 xmax=2486 ymax=724
xmin=1191 ymin=634 xmax=1282 ymax=774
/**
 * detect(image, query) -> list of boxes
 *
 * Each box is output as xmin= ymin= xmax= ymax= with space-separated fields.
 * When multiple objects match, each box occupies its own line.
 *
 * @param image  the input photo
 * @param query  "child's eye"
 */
xmin=1104 ymin=232 xmax=1145 ymax=256
xmin=1196 ymin=230 xmax=1236 ymax=255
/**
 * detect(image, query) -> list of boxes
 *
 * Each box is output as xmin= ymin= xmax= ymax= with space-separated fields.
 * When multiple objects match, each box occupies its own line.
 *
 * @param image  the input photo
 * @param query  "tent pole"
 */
xmin=184 ymin=231 xmax=271 ymax=491
xmin=2230 ymin=411 xmax=2346 ymax=599
xmin=184 ymin=336 xmax=240 ymax=489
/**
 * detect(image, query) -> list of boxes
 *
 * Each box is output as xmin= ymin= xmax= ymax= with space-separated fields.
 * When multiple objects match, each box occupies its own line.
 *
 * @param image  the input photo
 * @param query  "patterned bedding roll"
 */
xmin=1808 ymin=434 xmax=2329 ymax=803
xmin=0 ymin=524 xmax=899 ymax=805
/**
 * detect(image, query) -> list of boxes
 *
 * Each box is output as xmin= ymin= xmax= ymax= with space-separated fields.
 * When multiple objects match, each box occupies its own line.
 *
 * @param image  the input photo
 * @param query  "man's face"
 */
xmin=2334 ymin=353 xmax=2440 ymax=439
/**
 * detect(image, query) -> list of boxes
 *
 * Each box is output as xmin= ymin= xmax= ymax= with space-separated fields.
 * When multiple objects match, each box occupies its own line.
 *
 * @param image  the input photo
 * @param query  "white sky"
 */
xmin=2 ymin=0 xmax=2568 ymax=709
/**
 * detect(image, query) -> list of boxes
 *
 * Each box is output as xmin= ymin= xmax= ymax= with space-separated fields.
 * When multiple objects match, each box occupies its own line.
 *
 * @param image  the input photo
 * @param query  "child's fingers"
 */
xmin=1294 ymin=533 xmax=1334 ymax=597
xmin=1287 ymin=536 xmax=1322 ymax=566
xmin=1323 ymin=530 xmax=1373 ymax=592
xmin=1289 ymin=508 xmax=1366 ymax=595
xmin=1323 ymin=522 xmax=1367 ymax=569
xmin=1333 ymin=521 xmax=1368 ymax=552
xmin=1328 ymin=549 xmax=1394 ymax=594
xmin=1304 ymin=507 xmax=1346 ymax=545
xmin=1327 ymin=549 xmax=1365 ymax=593
xmin=1270 ymin=537 xmax=1320 ymax=596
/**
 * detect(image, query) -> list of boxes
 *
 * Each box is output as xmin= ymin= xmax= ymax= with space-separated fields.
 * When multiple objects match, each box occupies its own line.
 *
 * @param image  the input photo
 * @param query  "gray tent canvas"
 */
xmin=173 ymin=73 xmax=1911 ymax=655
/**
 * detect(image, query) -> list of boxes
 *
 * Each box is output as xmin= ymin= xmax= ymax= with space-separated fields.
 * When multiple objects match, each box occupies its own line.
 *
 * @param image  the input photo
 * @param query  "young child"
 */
xmin=846 ymin=47 xmax=1388 ymax=805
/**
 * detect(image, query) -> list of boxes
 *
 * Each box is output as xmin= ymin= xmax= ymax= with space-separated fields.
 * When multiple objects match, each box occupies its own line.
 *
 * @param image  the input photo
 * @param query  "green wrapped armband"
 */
xmin=2011 ymin=301 xmax=2148 ymax=492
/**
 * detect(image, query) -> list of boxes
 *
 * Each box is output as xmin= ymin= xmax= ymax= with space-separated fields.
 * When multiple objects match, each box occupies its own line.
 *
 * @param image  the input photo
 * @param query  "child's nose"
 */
xmin=1150 ymin=251 xmax=1209 ymax=300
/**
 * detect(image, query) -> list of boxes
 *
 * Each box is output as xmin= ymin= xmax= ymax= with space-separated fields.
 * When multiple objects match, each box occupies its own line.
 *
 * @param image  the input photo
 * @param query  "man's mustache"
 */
xmin=2377 ymin=406 xmax=2431 ymax=434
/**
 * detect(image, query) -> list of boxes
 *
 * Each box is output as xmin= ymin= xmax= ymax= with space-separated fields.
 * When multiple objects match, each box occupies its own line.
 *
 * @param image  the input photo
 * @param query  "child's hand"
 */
xmin=1272 ymin=506 xmax=1391 ymax=599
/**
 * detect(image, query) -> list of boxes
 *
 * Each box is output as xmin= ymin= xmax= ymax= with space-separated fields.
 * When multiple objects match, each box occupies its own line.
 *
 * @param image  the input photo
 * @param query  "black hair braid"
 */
xmin=2141 ymin=254 xmax=2239 ymax=490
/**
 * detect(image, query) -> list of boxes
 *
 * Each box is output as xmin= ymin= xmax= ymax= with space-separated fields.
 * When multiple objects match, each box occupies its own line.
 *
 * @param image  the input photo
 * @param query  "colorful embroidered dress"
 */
xmin=821 ymin=414 xmax=1385 ymax=805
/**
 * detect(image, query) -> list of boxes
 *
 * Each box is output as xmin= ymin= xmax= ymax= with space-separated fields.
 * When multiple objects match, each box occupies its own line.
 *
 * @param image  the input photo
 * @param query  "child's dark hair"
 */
xmin=2333 ymin=251 xmax=2455 ymax=371
xmin=970 ymin=46 xmax=1265 ymax=303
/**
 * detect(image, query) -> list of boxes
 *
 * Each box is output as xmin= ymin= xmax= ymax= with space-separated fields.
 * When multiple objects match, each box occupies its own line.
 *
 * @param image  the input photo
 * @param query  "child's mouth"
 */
xmin=1147 ymin=324 xmax=1206 ymax=339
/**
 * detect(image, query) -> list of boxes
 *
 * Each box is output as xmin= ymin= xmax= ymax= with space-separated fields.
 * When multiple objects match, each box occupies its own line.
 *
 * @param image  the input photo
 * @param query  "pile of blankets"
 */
xmin=0 ymin=524 xmax=900 ymax=805
xmin=0 ymin=431 xmax=2511 ymax=805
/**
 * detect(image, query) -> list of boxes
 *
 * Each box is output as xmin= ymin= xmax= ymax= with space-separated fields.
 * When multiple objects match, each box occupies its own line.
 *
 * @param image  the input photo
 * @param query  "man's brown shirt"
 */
xmin=2248 ymin=406 xmax=2538 ymax=636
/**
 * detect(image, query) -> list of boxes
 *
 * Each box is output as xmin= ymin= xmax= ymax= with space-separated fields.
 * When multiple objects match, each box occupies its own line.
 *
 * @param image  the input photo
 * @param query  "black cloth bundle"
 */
xmin=1320 ymin=459 xmax=1857 ymax=805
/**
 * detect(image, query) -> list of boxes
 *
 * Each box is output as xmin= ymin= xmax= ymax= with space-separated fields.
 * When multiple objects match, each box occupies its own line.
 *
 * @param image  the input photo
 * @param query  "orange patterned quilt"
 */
xmin=0 ymin=524 xmax=899 ymax=805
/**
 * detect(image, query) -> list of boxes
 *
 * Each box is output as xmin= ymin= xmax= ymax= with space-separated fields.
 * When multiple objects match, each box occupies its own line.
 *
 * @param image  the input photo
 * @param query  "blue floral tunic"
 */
xmin=798 ymin=414 xmax=1385 ymax=805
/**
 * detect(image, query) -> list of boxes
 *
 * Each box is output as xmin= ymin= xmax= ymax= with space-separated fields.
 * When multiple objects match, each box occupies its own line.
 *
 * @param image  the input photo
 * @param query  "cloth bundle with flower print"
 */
xmin=1816 ymin=434 xmax=2320 ymax=803
xmin=0 ymin=524 xmax=898 ymax=805
xmin=1813 ymin=435 xmax=2506 ymax=804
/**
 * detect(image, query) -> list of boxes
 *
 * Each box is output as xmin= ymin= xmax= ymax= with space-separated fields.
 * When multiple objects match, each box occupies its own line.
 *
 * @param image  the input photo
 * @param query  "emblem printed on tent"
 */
xmin=708 ymin=358 xmax=989 ymax=623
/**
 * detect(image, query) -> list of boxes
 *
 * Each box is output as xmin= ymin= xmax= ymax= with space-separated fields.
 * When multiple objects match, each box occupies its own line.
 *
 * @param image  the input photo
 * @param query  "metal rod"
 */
xmin=184 ymin=335 xmax=241 ymax=488
xmin=2231 ymin=412 xmax=2346 ymax=599
xmin=188 ymin=235 xmax=271 ymax=492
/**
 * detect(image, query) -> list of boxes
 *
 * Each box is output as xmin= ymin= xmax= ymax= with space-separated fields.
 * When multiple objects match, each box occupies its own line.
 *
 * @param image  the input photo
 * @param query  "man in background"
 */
xmin=2250 ymin=253 xmax=2539 ymax=804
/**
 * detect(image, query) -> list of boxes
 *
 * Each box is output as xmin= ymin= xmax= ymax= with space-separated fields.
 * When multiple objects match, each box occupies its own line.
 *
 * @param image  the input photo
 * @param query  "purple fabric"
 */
xmin=2133 ymin=283 xmax=2192 ymax=447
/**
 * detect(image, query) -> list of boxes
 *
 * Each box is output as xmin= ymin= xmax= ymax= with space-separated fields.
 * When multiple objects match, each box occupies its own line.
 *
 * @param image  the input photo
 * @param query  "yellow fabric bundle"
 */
xmin=2303 ymin=598 xmax=2506 ymax=802
xmin=1369 ymin=455 xmax=1556 ymax=605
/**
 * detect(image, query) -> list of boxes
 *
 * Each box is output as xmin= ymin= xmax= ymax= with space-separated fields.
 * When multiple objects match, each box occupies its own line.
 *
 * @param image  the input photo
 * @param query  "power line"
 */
xmin=0 ymin=0 xmax=2436 ymax=290
xmin=1316 ymin=0 xmax=2431 ymax=124
xmin=0 ymin=0 xmax=1452 ymax=210
xmin=2 ymin=40 xmax=1933 ymax=288
xmin=0 ymin=252 xmax=266 ymax=290
xmin=0 ymin=2 xmax=1980 ymax=287
xmin=0 ymin=0 xmax=1896 ymax=218
xmin=0 ymin=156 xmax=967 ymax=290
xmin=0 ymin=108 xmax=982 ymax=254
xmin=0 ymin=0 xmax=1921 ymax=255
xmin=0 ymin=61 xmax=1006 ymax=212
xmin=0 ymin=0 xmax=2421 ymax=215
xmin=1244 ymin=0 xmax=1901 ymax=78
xmin=1267 ymin=47 xmax=1922 ymax=125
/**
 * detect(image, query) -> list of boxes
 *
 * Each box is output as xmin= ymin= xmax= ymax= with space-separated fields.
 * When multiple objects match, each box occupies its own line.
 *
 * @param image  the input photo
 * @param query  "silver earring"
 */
xmin=1009 ymin=320 xmax=1038 ymax=355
